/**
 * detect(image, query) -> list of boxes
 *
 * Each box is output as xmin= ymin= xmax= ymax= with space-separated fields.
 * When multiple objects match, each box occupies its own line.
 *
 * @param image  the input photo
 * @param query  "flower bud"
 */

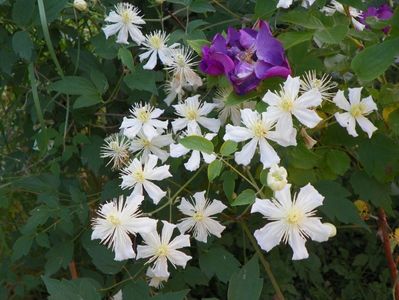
xmin=354 ymin=199 xmax=370 ymax=220
xmin=73 ymin=0 xmax=88 ymax=12
xmin=267 ymin=164 xmax=288 ymax=192
xmin=324 ymin=223 xmax=337 ymax=238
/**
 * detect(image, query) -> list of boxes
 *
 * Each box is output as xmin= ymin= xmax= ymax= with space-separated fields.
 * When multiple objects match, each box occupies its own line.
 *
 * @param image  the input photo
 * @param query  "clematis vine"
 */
xmin=199 ymin=21 xmax=291 ymax=95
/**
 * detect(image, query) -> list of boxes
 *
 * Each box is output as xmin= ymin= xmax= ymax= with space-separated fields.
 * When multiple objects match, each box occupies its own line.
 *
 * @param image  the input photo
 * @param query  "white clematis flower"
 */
xmin=223 ymin=108 xmax=294 ymax=169
xmin=262 ymin=75 xmax=323 ymax=144
xmin=170 ymin=127 xmax=216 ymax=171
xmin=91 ymin=194 xmax=157 ymax=261
xmin=136 ymin=221 xmax=192 ymax=277
xmin=146 ymin=267 xmax=169 ymax=289
xmin=120 ymin=103 xmax=168 ymax=140
xmin=267 ymin=164 xmax=288 ymax=192
xmin=101 ymin=133 xmax=131 ymax=170
xmin=321 ymin=1 xmax=365 ymax=31
xmin=177 ymin=191 xmax=227 ymax=242
xmin=251 ymin=184 xmax=334 ymax=260
xmin=300 ymin=70 xmax=337 ymax=101
xmin=139 ymin=31 xmax=179 ymax=70
xmin=120 ymin=154 xmax=172 ymax=204
xmin=172 ymin=95 xmax=221 ymax=134
xmin=129 ymin=131 xmax=174 ymax=163
xmin=333 ymin=88 xmax=378 ymax=138
xmin=102 ymin=3 xmax=146 ymax=45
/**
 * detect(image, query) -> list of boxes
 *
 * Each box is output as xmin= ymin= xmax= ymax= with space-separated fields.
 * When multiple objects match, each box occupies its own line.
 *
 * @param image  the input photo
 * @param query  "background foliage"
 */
xmin=1 ymin=0 xmax=399 ymax=299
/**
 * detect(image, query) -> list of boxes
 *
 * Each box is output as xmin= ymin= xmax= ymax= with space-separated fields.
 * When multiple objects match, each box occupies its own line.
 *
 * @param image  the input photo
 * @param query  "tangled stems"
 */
xmin=241 ymin=221 xmax=285 ymax=300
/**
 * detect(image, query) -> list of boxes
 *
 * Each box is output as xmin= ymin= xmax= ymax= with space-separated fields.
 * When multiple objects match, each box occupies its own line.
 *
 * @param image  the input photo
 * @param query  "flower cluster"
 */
xmin=93 ymin=1 xmax=383 ymax=290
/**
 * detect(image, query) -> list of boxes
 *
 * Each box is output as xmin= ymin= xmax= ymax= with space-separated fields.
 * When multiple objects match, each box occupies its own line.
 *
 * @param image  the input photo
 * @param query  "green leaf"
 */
xmin=42 ymin=276 xmax=101 ymax=300
xmin=199 ymin=246 xmax=240 ymax=283
xmin=152 ymin=290 xmax=190 ymax=300
xmin=326 ymin=149 xmax=350 ymax=175
xmin=12 ymin=31 xmax=33 ymax=61
xmin=231 ymin=189 xmax=255 ymax=206
xmin=278 ymin=31 xmax=314 ymax=49
xmin=118 ymin=47 xmax=134 ymax=72
xmin=350 ymin=171 xmax=391 ymax=211
xmin=220 ymin=140 xmax=237 ymax=156
xmin=12 ymin=235 xmax=34 ymax=261
xmin=280 ymin=11 xmax=324 ymax=29
xmin=187 ymin=39 xmax=209 ymax=55
xmin=208 ymin=160 xmax=223 ymax=181
xmin=90 ymin=69 xmax=108 ymax=94
xmin=49 ymin=76 xmax=98 ymax=95
xmin=254 ymin=0 xmax=276 ymax=19
xmin=351 ymin=37 xmax=399 ymax=81
xmin=45 ymin=241 xmax=73 ymax=276
xmin=315 ymin=181 xmax=363 ymax=225
xmin=287 ymin=144 xmax=321 ymax=169
xmin=80 ymin=135 xmax=104 ymax=175
xmin=180 ymin=135 xmax=214 ymax=154
xmin=222 ymin=170 xmax=237 ymax=201
xmin=122 ymin=281 xmax=150 ymax=300
xmin=12 ymin=0 xmax=35 ymax=26
xmin=314 ymin=24 xmax=348 ymax=44
xmin=228 ymin=256 xmax=263 ymax=300
xmin=124 ymin=68 xmax=158 ymax=94
xmin=190 ymin=0 xmax=215 ymax=13
xmin=73 ymin=94 xmax=102 ymax=109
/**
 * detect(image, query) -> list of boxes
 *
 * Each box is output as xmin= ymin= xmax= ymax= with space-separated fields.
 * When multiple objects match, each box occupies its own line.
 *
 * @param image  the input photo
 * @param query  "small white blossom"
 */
xmin=136 ymin=221 xmax=192 ymax=277
xmin=170 ymin=128 xmax=216 ymax=171
xmin=300 ymin=70 xmax=337 ymax=101
xmin=267 ymin=164 xmax=288 ymax=192
xmin=262 ymin=75 xmax=323 ymax=145
xmin=120 ymin=103 xmax=168 ymax=139
xmin=120 ymin=154 xmax=172 ymax=204
xmin=213 ymin=86 xmax=256 ymax=126
xmin=73 ymin=0 xmax=88 ymax=12
xmin=177 ymin=191 xmax=227 ymax=242
xmin=130 ymin=131 xmax=173 ymax=163
xmin=172 ymin=95 xmax=220 ymax=133
xmin=223 ymin=109 xmax=293 ymax=169
xmin=333 ymin=88 xmax=378 ymax=138
xmin=277 ymin=0 xmax=316 ymax=9
xmin=102 ymin=3 xmax=146 ymax=45
xmin=139 ymin=31 xmax=179 ymax=70
xmin=251 ymin=184 xmax=334 ymax=260
xmin=101 ymin=133 xmax=131 ymax=170
xmin=163 ymin=75 xmax=185 ymax=106
xmin=321 ymin=1 xmax=365 ymax=31
xmin=165 ymin=47 xmax=203 ymax=89
xmin=146 ymin=267 xmax=169 ymax=289
xmin=91 ymin=194 xmax=157 ymax=261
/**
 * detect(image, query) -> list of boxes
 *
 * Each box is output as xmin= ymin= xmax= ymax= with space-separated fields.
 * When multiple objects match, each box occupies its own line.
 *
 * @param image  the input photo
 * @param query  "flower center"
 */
xmin=193 ymin=212 xmax=204 ymax=221
xmin=350 ymin=103 xmax=365 ymax=118
xmin=107 ymin=213 xmax=121 ymax=226
xmin=141 ymin=138 xmax=151 ymax=148
xmin=175 ymin=54 xmax=186 ymax=68
xmin=286 ymin=207 xmax=303 ymax=225
xmin=252 ymin=121 xmax=268 ymax=138
xmin=149 ymin=35 xmax=163 ymax=49
xmin=271 ymin=171 xmax=284 ymax=181
xmin=137 ymin=109 xmax=150 ymax=122
xmin=156 ymin=244 xmax=169 ymax=257
xmin=121 ymin=10 xmax=132 ymax=24
xmin=133 ymin=170 xmax=145 ymax=183
xmin=186 ymin=109 xmax=198 ymax=121
xmin=280 ymin=96 xmax=294 ymax=112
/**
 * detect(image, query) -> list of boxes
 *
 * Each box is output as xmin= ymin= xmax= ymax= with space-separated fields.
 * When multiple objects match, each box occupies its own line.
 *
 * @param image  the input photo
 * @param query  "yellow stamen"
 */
xmin=156 ymin=244 xmax=169 ymax=256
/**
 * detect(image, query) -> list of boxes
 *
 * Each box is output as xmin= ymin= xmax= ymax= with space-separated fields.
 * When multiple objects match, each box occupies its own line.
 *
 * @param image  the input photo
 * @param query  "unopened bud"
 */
xmin=73 ymin=0 xmax=88 ymax=12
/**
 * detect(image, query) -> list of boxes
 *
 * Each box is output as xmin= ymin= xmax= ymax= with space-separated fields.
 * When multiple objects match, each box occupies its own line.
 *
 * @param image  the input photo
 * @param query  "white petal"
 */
xmin=356 ymin=115 xmax=377 ymax=138
xmin=103 ymin=23 xmax=123 ymax=39
xmin=293 ymin=108 xmax=322 ymax=128
xmin=295 ymin=183 xmax=324 ymax=213
xmin=172 ymin=118 xmax=188 ymax=133
xmin=204 ymin=199 xmax=227 ymax=216
xmin=127 ymin=217 xmax=157 ymax=234
xmin=198 ymin=102 xmax=217 ymax=115
xmin=332 ymin=90 xmax=350 ymax=111
xmin=153 ymin=256 xmax=170 ymax=277
xmin=223 ymin=124 xmax=253 ymax=142
xmin=251 ymin=198 xmax=284 ymax=219
xmin=288 ymin=229 xmax=309 ymax=260
xmin=335 ymin=112 xmax=358 ymax=137
xmin=146 ymin=165 xmax=172 ymax=181
xmin=169 ymin=234 xmax=190 ymax=249
xmin=167 ymin=249 xmax=192 ymax=268
xmin=142 ymin=123 xmax=159 ymax=140
xmin=184 ymin=150 xmax=201 ymax=171
xmin=361 ymin=96 xmax=377 ymax=114
xmin=348 ymin=87 xmax=362 ymax=104
xmin=128 ymin=24 xmax=145 ymax=45
xmin=259 ymin=138 xmax=280 ymax=168
xmin=296 ymin=89 xmax=322 ymax=108
xmin=240 ymin=108 xmax=259 ymax=128
xmin=283 ymin=75 xmax=300 ymax=100
xmin=116 ymin=26 xmax=129 ymax=44
xmin=143 ymin=50 xmax=158 ymax=70
xmin=262 ymin=90 xmax=281 ymax=106
xmin=143 ymin=181 xmax=166 ymax=204
xmin=198 ymin=117 xmax=221 ymax=133
xmin=114 ymin=229 xmax=135 ymax=261
xmin=202 ymin=218 xmax=226 ymax=238
xmin=300 ymin=217 xmax=331 ymax=242
xmin=202 ymin=152 xmax=216 ymax=164
xmin=274 ymin=184 xmax=293 ymax=208
xmin=253 ymin=221 xmax=285 ymax=252
xmin=170 ymin=143 xmax=190 ymax=157
xmin=139 ymin=49 xmax=153 ymax=62
xmin=276 ymin=0 xmax=293 ymax=8
xmin=161 ymin=221 xmax=176 ymax=244
xmin=177 ymin=219 xmax=195 ymax=234
xmin=234 ymin=139 xmax=257 ymax=166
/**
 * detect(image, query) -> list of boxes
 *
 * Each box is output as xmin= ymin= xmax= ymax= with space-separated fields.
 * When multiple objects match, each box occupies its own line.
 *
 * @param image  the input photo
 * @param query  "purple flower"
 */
xmin=199 ymin=21 xmax=291 ymax=95
xmin=360 ymin=4 xmax=393 ymax=33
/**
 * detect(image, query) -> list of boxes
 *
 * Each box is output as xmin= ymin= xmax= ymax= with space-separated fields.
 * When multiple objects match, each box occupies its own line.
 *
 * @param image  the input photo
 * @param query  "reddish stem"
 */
xmin=378 ymin=208 xmax=399 ymax=299
xmin=68 ymin=260 xmax=79 ymax=279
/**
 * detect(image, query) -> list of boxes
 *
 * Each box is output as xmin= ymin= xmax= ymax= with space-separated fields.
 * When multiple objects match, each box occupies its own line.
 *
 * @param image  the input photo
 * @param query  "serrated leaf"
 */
xmin=231 ymin=189 xmax=255 ymax=206
xmin=208 ymin=160 xmax=223 ymax=181
xmin=180 ymin=135 xmax=214 ymax=154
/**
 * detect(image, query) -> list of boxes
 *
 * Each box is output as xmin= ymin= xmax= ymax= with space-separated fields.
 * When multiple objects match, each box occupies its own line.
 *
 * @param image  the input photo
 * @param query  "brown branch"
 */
xmin=68 ymin=260 xmax=79 ymax=279
xmin=378 ymin=208 xmax=399 ymax=299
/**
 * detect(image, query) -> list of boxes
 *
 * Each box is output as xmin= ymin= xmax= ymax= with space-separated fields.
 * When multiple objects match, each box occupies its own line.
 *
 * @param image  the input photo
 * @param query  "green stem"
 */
xmin=211 ymin=0 xmax=241 ymax=20
xmin=218 ymin=156 xmax=258 ymax=191
xmin=28 ymin=63 xmax=46 ymax=131
xmin=241 ymin=221 xmax=285 ymax=300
